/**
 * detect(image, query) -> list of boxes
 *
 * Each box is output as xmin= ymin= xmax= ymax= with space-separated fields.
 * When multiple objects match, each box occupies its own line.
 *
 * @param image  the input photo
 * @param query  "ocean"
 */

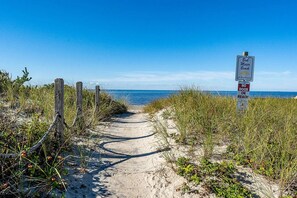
xmin=106 ymin=90 xmax=297 ymax=105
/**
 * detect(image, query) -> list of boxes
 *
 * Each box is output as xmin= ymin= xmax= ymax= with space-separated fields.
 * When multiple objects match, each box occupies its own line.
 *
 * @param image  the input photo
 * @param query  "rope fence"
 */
xmin=0 ymin=114 xmax=59 ymax=159
xmin=0 ymin=79 xmax=101 ymax=159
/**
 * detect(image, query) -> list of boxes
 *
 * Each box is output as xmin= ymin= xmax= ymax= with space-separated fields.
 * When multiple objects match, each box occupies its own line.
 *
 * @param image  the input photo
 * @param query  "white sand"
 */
xmin=65 ymin=107 xmax=190 ymax=198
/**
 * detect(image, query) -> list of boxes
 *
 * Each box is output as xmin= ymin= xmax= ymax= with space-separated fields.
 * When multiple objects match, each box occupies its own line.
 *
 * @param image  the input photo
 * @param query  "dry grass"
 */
xmin=146 ymin=88 xmax=297 ymax=197
xmin=0 ymin=68 xmax=127 ymax=196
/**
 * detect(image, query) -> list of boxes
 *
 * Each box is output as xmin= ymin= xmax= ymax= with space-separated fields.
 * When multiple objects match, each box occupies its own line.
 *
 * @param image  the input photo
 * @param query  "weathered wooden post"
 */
xmin=54 ymin=78 xmax=64 ymax=144
xmin=95 ymin=85 xmax=100 ymax=112
xmin=235 ymin=51 xmax=255 ymax=112
xmin=75 ymin=81 xmax=85 ymax=131
xmin=76 ymin=82 xmax=83 ymax=117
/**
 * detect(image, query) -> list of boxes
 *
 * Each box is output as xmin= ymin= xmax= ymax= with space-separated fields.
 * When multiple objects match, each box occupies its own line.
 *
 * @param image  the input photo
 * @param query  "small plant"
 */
xmin=175 ymin=157 xmax=252 ymax=197
xmin=176 ymin=157 xmax=190 ymax=167
xmin=161 ymin=109 xmax=172 ymax=120
xmin=0 ymin=68 xmax=32 ymax=106
xmin=208 ymin=178 xmax=253 ymax=198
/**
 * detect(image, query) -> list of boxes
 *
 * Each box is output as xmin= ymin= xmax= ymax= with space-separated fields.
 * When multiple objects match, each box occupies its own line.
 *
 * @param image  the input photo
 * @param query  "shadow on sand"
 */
xmin=64 ymin=112 xmax=169 ymax=198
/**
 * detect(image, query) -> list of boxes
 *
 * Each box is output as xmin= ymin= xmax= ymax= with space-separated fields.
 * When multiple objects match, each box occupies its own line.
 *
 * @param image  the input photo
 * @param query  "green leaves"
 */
xmin=0 ymin=67 xmax=32 ymax=95
xmin=175 ymin=157 xmax=252 ymax=197
xmin=13 ymin=67 xmax=32 ymax=88
xmin=209 ymin=179 xmax=252 ymax=198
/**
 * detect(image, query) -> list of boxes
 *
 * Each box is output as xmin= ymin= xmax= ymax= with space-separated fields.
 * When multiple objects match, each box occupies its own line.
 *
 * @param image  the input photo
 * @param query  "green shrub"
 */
xmin=175 ymin=157 xmax=252 ymax=197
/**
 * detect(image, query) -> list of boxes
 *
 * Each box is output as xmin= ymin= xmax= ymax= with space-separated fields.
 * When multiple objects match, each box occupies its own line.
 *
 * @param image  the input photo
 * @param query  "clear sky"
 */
xmin=0 ymin=0 xmax=297 ymax=91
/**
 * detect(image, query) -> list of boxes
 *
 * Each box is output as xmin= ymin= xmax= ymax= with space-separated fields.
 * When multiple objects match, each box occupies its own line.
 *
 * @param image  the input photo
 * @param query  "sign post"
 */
xmin=235 ymin=52 xmax=255 ymax=112
xmin=237 ymin=81 xmax=250 ymax=111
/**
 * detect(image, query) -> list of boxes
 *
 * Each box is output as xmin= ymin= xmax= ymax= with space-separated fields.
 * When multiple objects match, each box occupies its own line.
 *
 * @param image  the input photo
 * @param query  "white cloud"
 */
xmin=91 ymin=71 xmax=234 ymax=83
xmin=257 ymin=71 xmax=292 ymax=77
xmin=87 ymin=70 xmax=297 ymax=91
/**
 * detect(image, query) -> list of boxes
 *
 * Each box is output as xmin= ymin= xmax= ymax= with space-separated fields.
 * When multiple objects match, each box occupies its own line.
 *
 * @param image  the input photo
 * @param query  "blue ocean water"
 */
xmin=106 ymin=90 xmax=178 ymax=105
xmin=106 ymin=90 xmax=297 ymax=105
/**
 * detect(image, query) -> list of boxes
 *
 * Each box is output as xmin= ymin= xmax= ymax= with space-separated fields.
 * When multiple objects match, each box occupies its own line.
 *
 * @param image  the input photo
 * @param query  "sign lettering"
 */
xmin=235 ymin=55 xmax=255 ymax=82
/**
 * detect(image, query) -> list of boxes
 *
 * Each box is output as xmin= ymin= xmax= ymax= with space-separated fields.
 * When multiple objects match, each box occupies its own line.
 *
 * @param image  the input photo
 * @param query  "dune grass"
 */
xmin=145 ymin=88 xmax=297 ymax=197
xmin=0 ymin=68 xmax=127 ymax=196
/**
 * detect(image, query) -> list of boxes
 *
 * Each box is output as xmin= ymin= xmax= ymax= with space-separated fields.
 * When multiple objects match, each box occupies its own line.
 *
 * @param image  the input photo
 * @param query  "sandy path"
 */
xmin=98 ymin=108 xmax=170 ymax=197
xmin=65 ymin=107 xmax=186 ymax=198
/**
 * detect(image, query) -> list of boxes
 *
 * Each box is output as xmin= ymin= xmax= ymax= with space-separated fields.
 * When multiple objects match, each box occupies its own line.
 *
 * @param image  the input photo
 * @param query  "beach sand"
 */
xmin=64 ymin=106 xmax=190 ymax=198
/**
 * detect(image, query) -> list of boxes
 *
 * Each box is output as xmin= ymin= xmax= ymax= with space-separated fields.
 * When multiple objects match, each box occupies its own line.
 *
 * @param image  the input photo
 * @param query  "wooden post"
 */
xmin=95 ymin=85 xmax=100 ymax=112
xmin=76 ymin=82 xmax=83 ymax=117
xmin=55 ymin=78 xmax=64 ymax=143
xmin=74 ymin=81 xmax=85 ymax=131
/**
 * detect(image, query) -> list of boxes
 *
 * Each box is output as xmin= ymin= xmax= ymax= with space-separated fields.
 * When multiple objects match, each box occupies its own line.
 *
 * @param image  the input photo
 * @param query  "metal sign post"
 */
xmin=237 ymin=81 xmax=250 ymax=111
xmin=235 ymin=51 xmax=255 ymax=112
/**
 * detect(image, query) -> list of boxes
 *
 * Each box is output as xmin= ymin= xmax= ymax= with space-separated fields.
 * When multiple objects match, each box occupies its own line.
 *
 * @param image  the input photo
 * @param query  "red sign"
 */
xmin=238 ymin=83 xmax=250 ymax=92
xmin=237 ymin=82 xmax=250 ymax=99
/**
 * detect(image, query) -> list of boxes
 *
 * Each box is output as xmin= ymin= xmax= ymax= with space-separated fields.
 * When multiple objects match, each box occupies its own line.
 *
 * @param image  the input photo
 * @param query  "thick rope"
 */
xmin=0 ymin=114 xmax=59 ymax=159
xmin=86 ymin=108 xmax=97 ymax=128
xmin=63 ymin=107 xmax=97 ymax=130
xmin=1 ymin=107 xmax=98 ymax=159
xmin=63 ymin=107 xmax=81 ymax=129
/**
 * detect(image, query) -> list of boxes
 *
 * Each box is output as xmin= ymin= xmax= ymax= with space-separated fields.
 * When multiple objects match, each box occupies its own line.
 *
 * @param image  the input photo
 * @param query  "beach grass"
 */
xmin=0 ymin=68 xmax=127 ymax=196
xmin=145 ymin=88 xmax=297 ymax=196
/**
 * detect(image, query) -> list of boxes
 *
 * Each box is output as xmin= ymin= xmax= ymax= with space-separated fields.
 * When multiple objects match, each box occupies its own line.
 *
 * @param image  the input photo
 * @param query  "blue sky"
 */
xmin=0 ymin=0 xmax=297 ymax=91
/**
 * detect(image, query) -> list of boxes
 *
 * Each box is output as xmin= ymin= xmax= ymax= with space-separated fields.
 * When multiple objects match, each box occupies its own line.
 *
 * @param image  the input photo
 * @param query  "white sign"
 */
xmin=237 ymin=81 xmax=250 ymax=111
xmin=237 ymin=98 xmax=249 ymax=111
xmin=235 ymin=55 xmax=255 ymax=82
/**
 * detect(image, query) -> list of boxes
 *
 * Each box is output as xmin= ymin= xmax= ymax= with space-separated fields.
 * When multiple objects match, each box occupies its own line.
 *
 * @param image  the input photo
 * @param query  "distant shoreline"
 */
xmin=101 ymin=90 xmax=297 ymax=105
xmin=90 ymin=89 xmax=297 ymax=92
